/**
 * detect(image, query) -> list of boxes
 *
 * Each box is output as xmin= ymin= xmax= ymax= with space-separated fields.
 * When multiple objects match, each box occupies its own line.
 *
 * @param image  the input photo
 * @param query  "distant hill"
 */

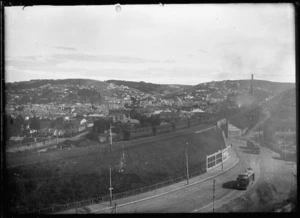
xmin=163 ymin=79 xmax=294 ymax=99
xmin=5 ymin=79 xmax=113 ymax=105
xmin=6 ymin=79 xmax=109 ymax=91
xmin=237 ymin=79 xmax=294 ymax=95
xmin=106 ymin=80 xmax=191 ymax=95
xmin=5 ymin=78 xmax=294 ymax=106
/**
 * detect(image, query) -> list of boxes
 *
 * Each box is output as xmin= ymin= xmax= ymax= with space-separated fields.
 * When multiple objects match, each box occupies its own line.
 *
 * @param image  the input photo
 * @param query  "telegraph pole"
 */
xmin=109 ymin=166 xmax=113 ymax=206
xmin=56 ymin=128 xmax=58 ymax=146
xmin=212 ymin=179 xmax=216 ymax=212
xmin=185 ymin=143 xmax=189 ymax=185
xmin=109 ymin=124 xmax=112 ymax=152
xmin=114 ymin=202 xmax=117 ymax=214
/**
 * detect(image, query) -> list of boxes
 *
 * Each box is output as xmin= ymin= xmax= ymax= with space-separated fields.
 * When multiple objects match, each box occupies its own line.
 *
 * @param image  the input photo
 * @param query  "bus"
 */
xmin=236 ymin=168 xmax=255 ymax=190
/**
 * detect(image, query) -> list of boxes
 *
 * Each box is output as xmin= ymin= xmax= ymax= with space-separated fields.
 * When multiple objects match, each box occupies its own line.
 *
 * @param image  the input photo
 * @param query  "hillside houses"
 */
xmin=109 ymin=109 xmax=128 ymax=122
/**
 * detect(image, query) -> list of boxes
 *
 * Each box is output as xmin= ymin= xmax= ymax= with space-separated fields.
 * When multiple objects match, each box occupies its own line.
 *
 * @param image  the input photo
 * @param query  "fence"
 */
xmin=16 ymin=167 xmax=207 ymax=214
xmin=6 ymin=131 xmax=88 ymax=153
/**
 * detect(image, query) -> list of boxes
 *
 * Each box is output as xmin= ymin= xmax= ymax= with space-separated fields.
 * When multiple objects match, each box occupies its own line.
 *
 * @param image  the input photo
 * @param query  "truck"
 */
xmin=236 ymin=168 xmax=255 ymax=190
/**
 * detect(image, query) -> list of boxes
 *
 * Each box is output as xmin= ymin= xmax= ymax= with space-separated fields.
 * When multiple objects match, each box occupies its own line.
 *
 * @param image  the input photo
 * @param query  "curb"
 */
xmin=92 ymin=151 xmax=240 ymax=213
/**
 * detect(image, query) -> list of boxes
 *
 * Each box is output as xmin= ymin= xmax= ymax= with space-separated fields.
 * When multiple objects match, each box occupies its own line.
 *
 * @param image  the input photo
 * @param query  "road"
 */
xmin=216 ymin=145 xmax=296 ymax=212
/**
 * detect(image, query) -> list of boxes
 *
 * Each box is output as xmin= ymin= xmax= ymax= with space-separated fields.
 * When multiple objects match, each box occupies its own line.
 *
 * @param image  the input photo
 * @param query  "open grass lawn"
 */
xmin=7 ymin=128 xmax=225 ymax=213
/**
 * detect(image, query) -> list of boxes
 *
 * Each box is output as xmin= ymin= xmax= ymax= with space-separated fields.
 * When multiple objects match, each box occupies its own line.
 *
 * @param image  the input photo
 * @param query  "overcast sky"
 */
xmin=5 ymin=4 xmax=295 ymax=85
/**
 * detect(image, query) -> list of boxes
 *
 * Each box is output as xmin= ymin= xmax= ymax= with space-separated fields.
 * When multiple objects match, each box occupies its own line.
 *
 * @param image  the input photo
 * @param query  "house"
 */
xmin=121 ymin=118 xmax=140 ymax=127
xmin=159 ymin=112 xmax=179 ymax=122
xmin=227 ymin=122 xmax=244 ymax=138
xmin=9 ymin=136 xmax=24 ymax=142
xmin=87 ymin=122 xmax=94 ymax=128
xmin=78 ymin=124 xmax=86 ymax=132
xmin=54 ymin=129 xmax=65 ymax=136
xmin=80 ymin=118 xmax=87 ymax=125
xmin=87 ymin=114 xmax=105 ymax=120
xmin=179 ymin=110 xmax=191 ymax=119
xmin=191 ymin=108 xmax=204 ymax=113
xmin=190 ymin=108 xmax=205 ymax=117
xmin=109 ymin=109 xmax=128 ymax=122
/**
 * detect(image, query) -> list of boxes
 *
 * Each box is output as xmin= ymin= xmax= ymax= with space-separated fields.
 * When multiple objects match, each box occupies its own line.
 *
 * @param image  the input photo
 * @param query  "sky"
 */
xmin=5 ymin=4 xmax=295 ymax=85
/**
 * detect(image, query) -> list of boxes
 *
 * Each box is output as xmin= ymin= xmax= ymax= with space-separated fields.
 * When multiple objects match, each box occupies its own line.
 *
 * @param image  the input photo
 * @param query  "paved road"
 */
xmin=216 ymin=145 xmax=296 ymax=212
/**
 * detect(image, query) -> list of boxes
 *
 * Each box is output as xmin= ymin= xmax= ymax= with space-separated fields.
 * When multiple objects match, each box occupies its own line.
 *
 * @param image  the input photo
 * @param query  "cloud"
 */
xmin=52 ymin=53 xmax=161 ymax=64
xmin=54 ymin=46 xmax=78 ymax=51
xmin=197 ymin=48 xmax=208 ymax=54
xmin=5 ymin=53 xmax=163 ymax=73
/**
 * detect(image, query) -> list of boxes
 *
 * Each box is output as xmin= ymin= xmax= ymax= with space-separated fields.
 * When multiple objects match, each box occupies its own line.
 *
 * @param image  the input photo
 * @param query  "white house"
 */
xmin=80 ymin=118 xmax=87 ymax=125
xmin=87 ymin=122 xmax=94 ymax=128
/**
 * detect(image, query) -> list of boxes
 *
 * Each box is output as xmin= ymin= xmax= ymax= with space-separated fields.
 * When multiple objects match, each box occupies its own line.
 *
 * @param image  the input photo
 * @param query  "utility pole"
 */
xmin=185 ymin=143 xmax=189 ymax=185
xmin=114 ymin=202 xmax=117 ymax=214
xmin=285 ymin=143 xmax=287 ymax=161
xmin=212 ymin=179 xmax=216 ymax=212
xmin=56 ymin=128 xmax=58 ymax=146
xmin=109 ymin=124 xmax=112 ymax=152
xmin=109 ymin=166 xmax=113 ymax=206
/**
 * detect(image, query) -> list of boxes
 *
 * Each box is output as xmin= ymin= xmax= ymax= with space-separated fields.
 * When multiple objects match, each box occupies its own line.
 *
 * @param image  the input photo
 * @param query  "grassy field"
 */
xmin=7 ymin=127 xmax=225 ymax=213
xmin=228 ymin=105 xmax=260 ymax=131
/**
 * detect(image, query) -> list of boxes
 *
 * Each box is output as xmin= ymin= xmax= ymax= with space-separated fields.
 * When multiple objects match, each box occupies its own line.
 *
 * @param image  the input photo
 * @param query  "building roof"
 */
xmin=228 ymin=123 xmax=241 ymax=131
xmin=191 ymin=108 xmax=204 ymax=113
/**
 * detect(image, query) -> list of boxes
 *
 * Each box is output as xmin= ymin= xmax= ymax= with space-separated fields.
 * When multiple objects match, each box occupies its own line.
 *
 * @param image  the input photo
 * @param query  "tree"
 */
xmin=50 ymin=117 xmax=64 ymax=128
xmin=93 ymin=119 xmax=110 ymax=134
xmin=30 ymin=116 xmax=41 ymax=130
xmin=5 ymin=115 xmax=25 ymax=138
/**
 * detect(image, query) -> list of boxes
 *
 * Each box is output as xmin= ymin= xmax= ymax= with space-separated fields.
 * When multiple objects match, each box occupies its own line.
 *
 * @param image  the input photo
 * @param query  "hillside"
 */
xmin=5 ymin=78 xmax=294 ymax=109
xmin=261 ymin=87 xmax=296 ymax=161
xmin=237 ymin=80 xmax=294 ymax=95
xmin=8 ymin=128 xmax=225 ymax=213
xmin=263 ymin=87 xmax=296 ymax=131
xmin=5 ymin=79 xmax=149 ymax=105
xmin=163 ymin=79 xmax=293 ymax=106
xmin=106 ymin=80 xmax=191 ymax=95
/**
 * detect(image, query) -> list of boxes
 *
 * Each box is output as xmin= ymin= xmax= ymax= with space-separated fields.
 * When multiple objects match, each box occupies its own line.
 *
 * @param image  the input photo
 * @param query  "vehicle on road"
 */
xmin=236 ymin=168 xmax=255 ymax=190
xmin=247 ymin=139 xmax=260 ymax=154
